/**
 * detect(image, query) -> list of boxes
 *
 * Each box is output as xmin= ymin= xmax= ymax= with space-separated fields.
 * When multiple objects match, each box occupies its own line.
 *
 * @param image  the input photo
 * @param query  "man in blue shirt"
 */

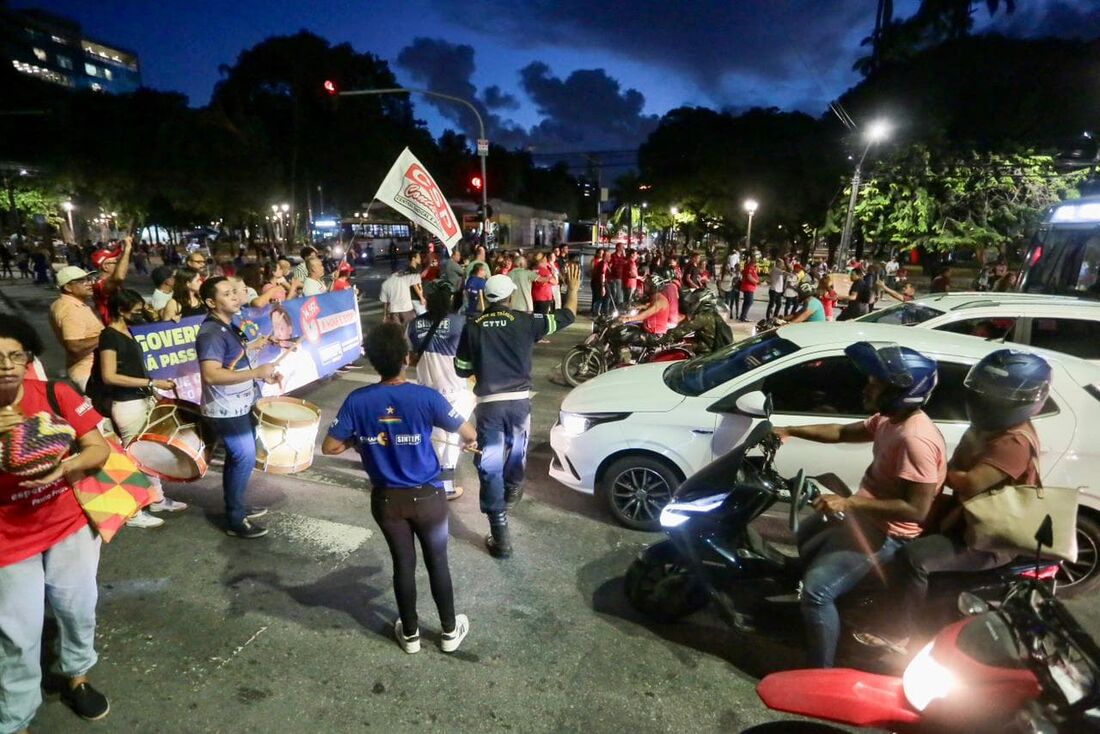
xmin=196 ymin=277 xmax=279 ymax=539
xmin=323 ymin=322 xmax=477 ymax=654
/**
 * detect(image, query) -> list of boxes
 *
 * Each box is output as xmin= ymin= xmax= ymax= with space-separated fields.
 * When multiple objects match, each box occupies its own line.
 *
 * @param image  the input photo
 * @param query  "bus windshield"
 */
xmin=1021 ymin=228 xmax=1100 ymax=296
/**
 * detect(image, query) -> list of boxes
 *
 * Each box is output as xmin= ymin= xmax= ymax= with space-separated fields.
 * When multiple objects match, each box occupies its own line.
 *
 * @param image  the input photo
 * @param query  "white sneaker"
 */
xmin=441 ymin=614 xmax=469 ymax=653
xmin=394 ymin=619 xmax=420 ymax=654
xmin=149 ymin=498 xmax=188 ymax=513
xmin=126 ymin=510 xmax=165 ymax=529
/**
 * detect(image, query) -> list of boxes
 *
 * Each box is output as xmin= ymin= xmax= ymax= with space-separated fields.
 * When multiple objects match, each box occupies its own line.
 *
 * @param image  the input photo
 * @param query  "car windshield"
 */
xmin=857 ymin=302 xmax=944 ymax=326
xmin=664 ymin=332 xmax=799 ymax=396
xmin=1021 ymin=227 xmax=1100 ymax=297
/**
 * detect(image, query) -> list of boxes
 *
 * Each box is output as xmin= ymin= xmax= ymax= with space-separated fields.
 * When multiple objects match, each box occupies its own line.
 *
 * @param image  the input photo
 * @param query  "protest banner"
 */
xmin=373 ymin=147 xmax=462 ymax=252
xmin=130 ymin=290 xmax=363 ymax=404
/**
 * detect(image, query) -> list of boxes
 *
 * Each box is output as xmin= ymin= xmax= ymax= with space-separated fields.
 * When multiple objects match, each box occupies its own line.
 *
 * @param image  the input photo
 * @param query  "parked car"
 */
xmin=857 ymin=292 xmax=1100 ymax=363
xmin=549 ymin=322 xmax=1100 ymax=594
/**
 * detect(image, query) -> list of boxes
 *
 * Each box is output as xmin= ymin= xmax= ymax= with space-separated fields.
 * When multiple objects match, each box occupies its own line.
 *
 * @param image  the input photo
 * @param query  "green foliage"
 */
xmin=12 ymin=184 xmax=64 ymax=228
xmin=838 ymin=145 xmax=1088 ymax=254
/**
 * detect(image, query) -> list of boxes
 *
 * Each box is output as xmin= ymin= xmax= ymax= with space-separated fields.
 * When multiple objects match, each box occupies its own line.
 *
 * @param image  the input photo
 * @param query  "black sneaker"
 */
xmin=245 ymin=507 xmax=268 ymax=519
xmin=485 ymin=533 xmax=513 ymax=559
xmin=226 ymin=519 xmax=268 ymax=538
xmin=504 ymin=486 xmax=524 ymax=506
xmin=62 ymin=682 xmax=110 ymax=721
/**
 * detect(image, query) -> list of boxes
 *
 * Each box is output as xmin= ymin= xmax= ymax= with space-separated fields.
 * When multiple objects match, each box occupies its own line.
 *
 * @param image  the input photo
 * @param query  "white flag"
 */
xmin=373 ymin=148 xmax=462 ymax=252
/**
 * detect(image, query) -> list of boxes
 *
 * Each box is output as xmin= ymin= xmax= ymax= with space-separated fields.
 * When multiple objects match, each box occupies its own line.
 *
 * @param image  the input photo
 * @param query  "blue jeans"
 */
xmin=0 ymin=525 xmax=101 ymax=734
xmin=738 ymin=291 xmax=754 ymax=320
xmin=211 ymin=413 xmax=257 ymax=527
xmin=474 ymin=399 xmax=531 ymax=514
xmin=798 ymin=515 xmax=906 ymax=668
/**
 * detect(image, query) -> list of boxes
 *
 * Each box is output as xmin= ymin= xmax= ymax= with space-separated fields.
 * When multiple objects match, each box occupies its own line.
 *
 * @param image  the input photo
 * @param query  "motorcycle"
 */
xmin=560 ymin=314 xmax=692 ymax=387
xmin=756 ymin=563 xmax=1100 ymax=733
xmin=624 ymin=394 xmax=1061 ymax=654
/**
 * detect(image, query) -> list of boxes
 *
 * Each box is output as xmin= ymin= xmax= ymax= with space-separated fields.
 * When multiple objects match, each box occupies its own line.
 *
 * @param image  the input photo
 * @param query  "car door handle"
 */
xmin=692 ymin=429 xmax=714 ymax=435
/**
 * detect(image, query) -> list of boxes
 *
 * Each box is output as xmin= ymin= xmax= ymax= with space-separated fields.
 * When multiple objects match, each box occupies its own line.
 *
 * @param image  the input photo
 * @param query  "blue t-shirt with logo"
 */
xmin=328 ymin=382 xmax=464 ymax=488
xmin=465 ymin=275 xmax=486 ymax=315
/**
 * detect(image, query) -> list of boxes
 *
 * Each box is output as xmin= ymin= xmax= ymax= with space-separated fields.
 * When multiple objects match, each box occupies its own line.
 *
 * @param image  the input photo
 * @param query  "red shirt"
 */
xmin=740 ymin=264 xmax=760 ymax=293
xmin=92 ymin=278 xmax=114 ymax=325
xmin=331 ymin=279 xmax=352 ymax=291
xmin=622 ymin=260 xmax=638 ymax=290
xmin=591 ymin=259 xmax=609 ymax=285
xmin=609 ymin=253 xmax=626 ymax=279
xmin=1 ymin=379 xmax=102 ymax=567
xmin=532 ymin=264 xmax=556 ymax=302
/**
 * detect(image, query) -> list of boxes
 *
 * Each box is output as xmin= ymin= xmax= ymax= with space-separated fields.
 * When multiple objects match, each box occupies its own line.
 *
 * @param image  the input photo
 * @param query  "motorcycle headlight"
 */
xmin=558 ymin=411 xmax=629 ymax=437
xmin=902 ymin=642 xmax=958 ymax=712
xmin=660 ymin=493 xmax=729 ymax=529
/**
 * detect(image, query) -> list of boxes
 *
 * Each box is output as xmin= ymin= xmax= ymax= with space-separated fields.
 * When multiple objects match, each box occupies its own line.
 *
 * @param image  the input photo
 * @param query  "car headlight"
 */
xmin=902 ymin=642 xmax=957 ymax=712
xmin=558 ymin=411 xmax=629 ymax=437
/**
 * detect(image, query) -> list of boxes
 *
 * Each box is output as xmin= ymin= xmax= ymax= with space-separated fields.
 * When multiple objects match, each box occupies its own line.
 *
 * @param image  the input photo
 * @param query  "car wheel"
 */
xmin=561 ymin=347 xmax=606 ymax=387
xmin=1058 ymin=514 xmax=1100 ymax=597
xmin=624 ymin=552 xmax=708 ymax=622
xmin=601 ymin=455 xmax=680 ymax=530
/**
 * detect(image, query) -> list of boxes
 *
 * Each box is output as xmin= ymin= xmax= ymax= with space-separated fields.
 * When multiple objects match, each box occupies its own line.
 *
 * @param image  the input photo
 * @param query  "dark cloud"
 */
xmin=396 ymin=38 xmax=658 ymax=153
xmin=428 ymin=0 xmax=873 ymax=113
xmin=991 ymin=0 xmax=1100 ymax=39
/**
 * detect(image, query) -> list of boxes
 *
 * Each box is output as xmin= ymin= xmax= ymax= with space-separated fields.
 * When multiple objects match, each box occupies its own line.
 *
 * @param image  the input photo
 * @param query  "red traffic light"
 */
xmin=470 ymin=175 xmax=483 ymax=191
xmin=323 ymin=80 xmax=338 ymax=95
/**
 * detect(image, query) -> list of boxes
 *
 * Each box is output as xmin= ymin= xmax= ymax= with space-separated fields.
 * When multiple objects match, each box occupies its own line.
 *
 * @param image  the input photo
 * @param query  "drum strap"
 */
xmin=415 ymin=316 xmax=445 ymax=358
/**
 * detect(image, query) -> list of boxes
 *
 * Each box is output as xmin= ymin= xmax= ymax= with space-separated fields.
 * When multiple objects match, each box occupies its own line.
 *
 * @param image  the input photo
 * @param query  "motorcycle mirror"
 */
xmin=732 ymin=391 xmax=770 ymax=418
xmin=957 ymin=591 xmax=990 ymax=616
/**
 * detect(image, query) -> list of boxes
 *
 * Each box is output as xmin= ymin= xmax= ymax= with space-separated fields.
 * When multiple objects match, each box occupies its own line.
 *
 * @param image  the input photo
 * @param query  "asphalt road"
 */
xmin=2 ymin=265 xmax=1097 ymax=734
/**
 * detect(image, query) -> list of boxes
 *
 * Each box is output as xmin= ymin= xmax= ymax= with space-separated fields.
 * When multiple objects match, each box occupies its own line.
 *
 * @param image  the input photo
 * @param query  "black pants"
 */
xmin=738 ymin=291 xmax=754 ymax=321
xmin=370 ymin=485 xmax=456 ymax=634
xmin=766 ymin=290 xmax=784 ymax=319
xmin=533 ymin=300 xmax=553 ymax=314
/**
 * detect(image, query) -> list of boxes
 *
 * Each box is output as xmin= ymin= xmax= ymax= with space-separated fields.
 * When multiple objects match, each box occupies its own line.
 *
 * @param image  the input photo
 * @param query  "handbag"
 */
xmin=44 ymin=381 xmax=154 ymax=542
xmin=961 ymin=430 xmax=1079 ymax=562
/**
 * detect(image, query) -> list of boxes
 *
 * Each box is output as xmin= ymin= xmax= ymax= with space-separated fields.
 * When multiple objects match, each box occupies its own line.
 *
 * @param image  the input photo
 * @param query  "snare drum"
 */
xmin=254 ymin=397 xmax=321 ymax=473
xmin=126 ymin=400 xmax=212 ymax=482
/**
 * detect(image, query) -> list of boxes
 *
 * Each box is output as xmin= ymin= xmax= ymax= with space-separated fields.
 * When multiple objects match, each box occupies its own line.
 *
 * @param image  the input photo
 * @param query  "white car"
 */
xmin=549 ymin=322 xmax=1100 ymax=593
xmin=857 ymin=292 xmax=1100 ymax=363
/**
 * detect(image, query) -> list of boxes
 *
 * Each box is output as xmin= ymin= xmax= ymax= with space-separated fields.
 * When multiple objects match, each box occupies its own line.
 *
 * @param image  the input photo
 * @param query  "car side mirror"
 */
xmin=708 ymin=390 xmax=772 ymax=417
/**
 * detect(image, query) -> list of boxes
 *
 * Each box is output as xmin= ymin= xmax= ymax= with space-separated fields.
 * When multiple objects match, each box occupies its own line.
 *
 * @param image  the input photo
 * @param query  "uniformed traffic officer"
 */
xmin=455 ymin=261 xmax=580 ymax=558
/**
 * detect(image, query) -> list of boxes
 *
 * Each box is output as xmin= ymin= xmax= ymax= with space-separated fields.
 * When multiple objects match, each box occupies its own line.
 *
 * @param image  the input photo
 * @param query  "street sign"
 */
xmin=477 ymin=138 xmax=489 ymax=156
xmin=600 ymin=187 xmax=609 ymax=202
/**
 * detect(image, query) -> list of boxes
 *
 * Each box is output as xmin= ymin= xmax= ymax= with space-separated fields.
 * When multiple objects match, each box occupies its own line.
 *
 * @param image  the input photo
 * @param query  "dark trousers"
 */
xmin=900 ymin=529 xmax=1002 ymax=637
xmin=766 ymin=290 xmax=784 ymax=319
xmin=210 ymin=413 xmax=257 ymax=527
xmin=475 ymin=399 xmax=531 ymax=514
xmin=784 ymin=296 xmax=799 ymax=316
xmin=722 ymin=289 xmax=739 ymax=316
xmin=533 ymin=300 xmax=553 ymax=315
xmin=738 ymin=291 xmax=755 ymax=320
xmin=370 ymin=486 xmax=456 ymax=634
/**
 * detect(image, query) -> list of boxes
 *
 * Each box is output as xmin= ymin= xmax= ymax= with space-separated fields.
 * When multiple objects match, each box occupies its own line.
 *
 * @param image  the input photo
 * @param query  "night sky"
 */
xmin=18 ymin=0 xmax=1100 ymax=153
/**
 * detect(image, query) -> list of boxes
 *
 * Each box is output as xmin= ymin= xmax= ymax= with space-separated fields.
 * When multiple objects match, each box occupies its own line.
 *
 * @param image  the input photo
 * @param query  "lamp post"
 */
xmin=339 ymin=86 xmax=489 ymax=249
xmin=62 ymin=201 xmax=74 ymax=243
xmin=743 ymin=199 xmax=758 ymax=251
xmin=837 ymin=120 xmax=890 ymax=268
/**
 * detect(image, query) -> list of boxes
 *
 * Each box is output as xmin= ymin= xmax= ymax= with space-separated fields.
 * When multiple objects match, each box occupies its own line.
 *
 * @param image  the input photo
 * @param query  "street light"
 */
xmin=339 ymin=86 xmax=490 ymax=248
xmin=743 ymin=199 xmax=758 ymax=250
xmin=837 ymin=119 xmax=891 ymax=267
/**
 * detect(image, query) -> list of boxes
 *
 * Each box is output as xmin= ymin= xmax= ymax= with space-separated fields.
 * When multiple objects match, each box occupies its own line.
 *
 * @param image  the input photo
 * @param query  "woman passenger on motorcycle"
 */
xmin=774 ymin=342 xmax=946 ymax=668
xmin=784 ymin=281 xmax=827 ymax=324
xmin=889 ymin=350 xmax=1050 ymax=649
xmin=618 ymin=272 xmax=671 ymax=337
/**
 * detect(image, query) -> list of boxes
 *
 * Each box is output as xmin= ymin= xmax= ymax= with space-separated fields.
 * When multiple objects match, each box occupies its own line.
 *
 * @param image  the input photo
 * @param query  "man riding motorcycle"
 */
xmin=773 ymin=342 xmax=946 ymax=668
xmin=618 ymin=272 xmax=671 ymax=336
xmin=667 ymin=288 xmax=732 ymax=355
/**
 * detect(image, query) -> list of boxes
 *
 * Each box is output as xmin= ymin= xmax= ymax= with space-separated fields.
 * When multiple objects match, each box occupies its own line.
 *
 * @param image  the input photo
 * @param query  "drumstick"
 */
xmin=431 ymin=437 xmax=482 ymax=455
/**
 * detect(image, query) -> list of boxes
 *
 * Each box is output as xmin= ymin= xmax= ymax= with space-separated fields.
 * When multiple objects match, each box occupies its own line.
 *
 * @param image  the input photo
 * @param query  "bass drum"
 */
xmin=126 ymin=399 xmax=213 ymax=482
xmin=254 ymin=397 xmax=321 ymax=473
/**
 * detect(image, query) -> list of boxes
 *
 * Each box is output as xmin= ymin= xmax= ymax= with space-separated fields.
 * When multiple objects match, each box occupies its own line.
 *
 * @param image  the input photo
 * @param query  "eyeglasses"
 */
xmin=0 ymin=351 xmax=31 ymax=367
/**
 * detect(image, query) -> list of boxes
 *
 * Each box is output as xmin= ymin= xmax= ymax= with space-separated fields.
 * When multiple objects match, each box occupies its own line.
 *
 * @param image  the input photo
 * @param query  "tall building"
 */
xmin=0 ymin=6 xmax=140 ymax=94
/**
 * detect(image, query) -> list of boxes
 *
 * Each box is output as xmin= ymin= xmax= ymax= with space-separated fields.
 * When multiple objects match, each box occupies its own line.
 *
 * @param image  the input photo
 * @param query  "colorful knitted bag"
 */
xmin=0 ymin=411 xmax=77 ymax=477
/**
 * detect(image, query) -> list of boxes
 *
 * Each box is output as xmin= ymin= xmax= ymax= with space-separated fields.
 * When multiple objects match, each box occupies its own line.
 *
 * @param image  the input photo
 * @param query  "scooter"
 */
xmin=757 ymin=531 xmax=1100 ymax=733
xmin=624 ymin=395 xmax=1061 ymax=654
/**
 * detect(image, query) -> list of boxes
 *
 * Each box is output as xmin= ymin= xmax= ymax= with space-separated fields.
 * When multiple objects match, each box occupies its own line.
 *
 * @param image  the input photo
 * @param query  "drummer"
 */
xmin=85 ymin=289 xmax=187 ymax=530
xmin=195 ymin=276 xmax=279 ymax=539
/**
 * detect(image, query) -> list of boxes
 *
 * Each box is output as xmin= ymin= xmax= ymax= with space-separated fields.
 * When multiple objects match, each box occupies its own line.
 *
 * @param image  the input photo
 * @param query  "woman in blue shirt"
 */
xmin=787 ymin=281 xmax=827 ymax=324
xmin=323 ymin=322 xmax=477 ymax=654
xmin=465 ymin=263 xmax=487 ymax=317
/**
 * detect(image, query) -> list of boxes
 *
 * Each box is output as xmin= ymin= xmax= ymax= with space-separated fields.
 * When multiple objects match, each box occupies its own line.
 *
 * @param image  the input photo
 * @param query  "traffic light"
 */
xmin=323 ymin=80 xmax=338 ymax=95
xmin=470 ymin=175 xmax=483 ymax=191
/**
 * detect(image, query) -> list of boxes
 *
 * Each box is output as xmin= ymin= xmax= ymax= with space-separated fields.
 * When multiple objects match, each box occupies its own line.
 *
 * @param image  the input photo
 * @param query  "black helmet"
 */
xmin=845 ymin=341 xmax=939 ymax=414
xmin=964 ymin=349 xmax=1052 ymax=432
xmin=679 ymin=288 xmax=717 ymax=316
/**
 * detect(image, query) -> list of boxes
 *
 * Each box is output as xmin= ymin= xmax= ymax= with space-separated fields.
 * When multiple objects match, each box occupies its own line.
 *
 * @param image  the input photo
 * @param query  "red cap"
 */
xmin=337 ymin=262 xmax=353 ymax=274
xmin=91 ymin=247 xmax=121 ymax=270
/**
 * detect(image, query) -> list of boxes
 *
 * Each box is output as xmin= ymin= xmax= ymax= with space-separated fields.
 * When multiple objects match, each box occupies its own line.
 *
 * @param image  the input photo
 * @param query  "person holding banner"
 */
xmin=162 ymin=268 xmax=205 ymax=322
xmin=455 ymin=263 xmax=581 ymax=559
xmin=196 ymin=277 xmax=279 ymax=539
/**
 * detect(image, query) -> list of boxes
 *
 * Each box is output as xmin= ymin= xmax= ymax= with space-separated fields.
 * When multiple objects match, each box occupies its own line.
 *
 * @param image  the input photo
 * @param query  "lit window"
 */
xmin=103 ymin=68 xmax=112 ymax=81
xmin=58 ymin=55 xmax=72 ymax=70
xmin=33 ymin=47 xmax=47 ymax=61
xmin=90 ymin=82 xmax=103 ymax=92
xmin=85 ymin=63 xmax=98 ymax=76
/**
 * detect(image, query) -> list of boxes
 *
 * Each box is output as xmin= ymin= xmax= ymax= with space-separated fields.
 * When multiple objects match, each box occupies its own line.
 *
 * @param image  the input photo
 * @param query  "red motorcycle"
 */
xmin=756 ymin=524 xmax=1100 ymax=734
